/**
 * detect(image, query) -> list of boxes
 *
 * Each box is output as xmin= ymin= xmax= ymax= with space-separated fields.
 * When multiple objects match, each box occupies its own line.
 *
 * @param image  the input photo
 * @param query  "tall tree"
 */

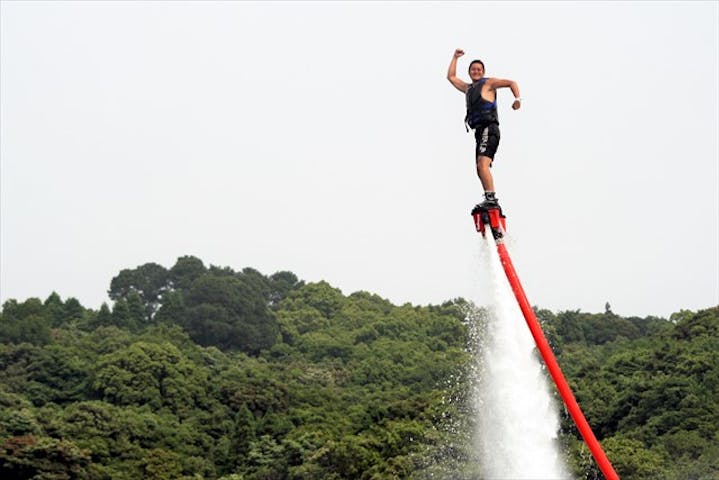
xmin=169 ymin=256 xmax=206 ymax=291
xmin=182 ymin=274 xmax=278 ymax=354
xmin=108 ymin=263 xmax=170 ymax=321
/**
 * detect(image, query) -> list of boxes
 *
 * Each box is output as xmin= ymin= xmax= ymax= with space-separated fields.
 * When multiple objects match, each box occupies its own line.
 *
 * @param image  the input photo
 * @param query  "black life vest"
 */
xmin=465 ymin=78 xmax=499 ymax=130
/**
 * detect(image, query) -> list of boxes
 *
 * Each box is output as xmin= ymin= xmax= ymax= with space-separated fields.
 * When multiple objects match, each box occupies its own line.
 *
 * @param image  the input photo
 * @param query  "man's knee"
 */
xmin=476 ymin=156 xmax=494 ymax=169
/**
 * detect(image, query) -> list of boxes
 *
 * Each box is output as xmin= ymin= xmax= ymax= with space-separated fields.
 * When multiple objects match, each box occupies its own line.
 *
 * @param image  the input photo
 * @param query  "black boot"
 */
xmin=480 ymin=191 xmax=499 ymax=208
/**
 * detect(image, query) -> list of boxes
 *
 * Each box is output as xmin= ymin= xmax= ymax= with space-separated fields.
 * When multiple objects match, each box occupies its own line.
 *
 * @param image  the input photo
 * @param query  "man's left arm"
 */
xmin=489 ymin=78 xmax=521 ymax=110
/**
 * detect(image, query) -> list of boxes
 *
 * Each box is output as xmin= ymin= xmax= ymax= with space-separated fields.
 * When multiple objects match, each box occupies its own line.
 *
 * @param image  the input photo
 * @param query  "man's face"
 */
xmin=469 ymin=62 xmax=484 ymax=81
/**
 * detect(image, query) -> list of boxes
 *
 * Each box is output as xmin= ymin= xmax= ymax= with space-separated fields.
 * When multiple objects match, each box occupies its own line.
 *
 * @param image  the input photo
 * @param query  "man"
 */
xmin=447 ymin=48 xmax=521 ymax=208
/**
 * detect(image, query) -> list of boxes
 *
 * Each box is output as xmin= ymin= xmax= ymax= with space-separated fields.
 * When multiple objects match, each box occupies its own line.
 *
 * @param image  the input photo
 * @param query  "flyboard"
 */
xmin=472 ymin=203 xmax=620 ymax=480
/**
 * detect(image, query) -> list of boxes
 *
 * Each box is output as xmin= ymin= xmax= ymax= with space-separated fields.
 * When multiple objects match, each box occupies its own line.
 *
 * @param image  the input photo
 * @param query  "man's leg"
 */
xmin=474 ymin=124 xmax=500 ymax=205
xmin=476 ymin=155 xmax=494 ymax=192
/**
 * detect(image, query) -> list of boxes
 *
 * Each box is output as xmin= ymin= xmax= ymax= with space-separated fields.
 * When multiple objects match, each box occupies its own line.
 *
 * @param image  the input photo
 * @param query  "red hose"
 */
xmin=495 ymin=241 xmax=620 ymax=480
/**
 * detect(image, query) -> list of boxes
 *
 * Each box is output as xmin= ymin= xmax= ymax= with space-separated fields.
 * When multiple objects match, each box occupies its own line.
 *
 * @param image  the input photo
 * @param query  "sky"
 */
xmin=1 ymin=1 xmax=717 ymax=319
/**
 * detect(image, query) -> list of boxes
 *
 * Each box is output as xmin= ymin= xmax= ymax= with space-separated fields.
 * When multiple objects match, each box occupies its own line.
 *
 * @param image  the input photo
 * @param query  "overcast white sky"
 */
xmin=1 ymin=1 xmax=717 ymax=319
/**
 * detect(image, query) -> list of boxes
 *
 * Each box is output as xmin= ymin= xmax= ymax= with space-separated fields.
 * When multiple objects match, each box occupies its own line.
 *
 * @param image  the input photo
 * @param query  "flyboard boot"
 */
xmin=471 ymin=192 xmax=506 ymax=240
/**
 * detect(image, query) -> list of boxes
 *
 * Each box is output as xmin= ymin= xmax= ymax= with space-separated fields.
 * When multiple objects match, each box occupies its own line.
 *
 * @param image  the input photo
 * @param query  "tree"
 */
xmin=140 ymin=448 xmax=184 ymax=480
xmin=601 ymin=435 xmax=667 ymax=479
xmin=284 ymin=282 xmax=345 ymax=319
xmin=0 ymin=389 xmax=41 ymax=437
xmin=268 ymin=271 xmax=303 ymax=306
xmin=0 ymin=435 xmax=91 ymax=480
xmin=63 ymin=298 xmax=85 ymax=325
xmin=109 ymin=263 xmax=170 ymax=321
xmin=153 ymin=290 xmax=186 ymax=326
xmin=169 ymin=256 xmax=206 ymax=291
xmin=23 ymin=344 xmax=90 ymax=404
xmin=182 ymin=274 xmax=278 ymax=353
xmin=229 ymin=405 xmax=256 ymax=468
xmin=110 ymin=294 xmax=144 ymax=332
xmin=0 ymin=299 xmax=52 ymax=345
xmin=43 ymin=292 xmax=65 ymax=327
xmin=84 ymin=303 xmax=113 ymax=330
xmin=92 ymin=341 xmax=209 ymax=416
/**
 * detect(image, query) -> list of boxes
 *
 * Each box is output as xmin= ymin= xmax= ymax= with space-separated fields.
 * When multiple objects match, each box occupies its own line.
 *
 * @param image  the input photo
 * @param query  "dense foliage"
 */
xmin=0 ymin=256 xmax=717 ymax=479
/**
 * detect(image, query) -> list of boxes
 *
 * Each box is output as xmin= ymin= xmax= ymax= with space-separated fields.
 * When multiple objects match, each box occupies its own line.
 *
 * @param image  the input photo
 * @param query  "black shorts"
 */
xmin=474 ymin=123 xmax=500 ymax=160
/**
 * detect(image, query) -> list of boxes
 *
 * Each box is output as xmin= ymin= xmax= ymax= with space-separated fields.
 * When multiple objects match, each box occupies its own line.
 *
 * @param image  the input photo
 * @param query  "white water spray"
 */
xmin=472 ymin=234 xmax=570 ymax=479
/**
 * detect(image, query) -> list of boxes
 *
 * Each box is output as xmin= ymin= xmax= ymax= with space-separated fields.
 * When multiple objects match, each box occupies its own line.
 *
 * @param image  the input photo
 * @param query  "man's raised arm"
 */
xmin=447 ymin=49 xmax=469 ymax=93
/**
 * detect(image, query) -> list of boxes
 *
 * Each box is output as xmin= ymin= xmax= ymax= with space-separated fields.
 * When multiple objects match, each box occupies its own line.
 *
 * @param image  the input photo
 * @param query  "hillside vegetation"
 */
xmin=1 ymin=256 xmax=717 ymax=479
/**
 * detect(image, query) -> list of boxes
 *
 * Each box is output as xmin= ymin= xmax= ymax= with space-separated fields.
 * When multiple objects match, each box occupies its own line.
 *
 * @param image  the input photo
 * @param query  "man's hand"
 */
xmin=454 ymin=49 xmax=465 ymax=58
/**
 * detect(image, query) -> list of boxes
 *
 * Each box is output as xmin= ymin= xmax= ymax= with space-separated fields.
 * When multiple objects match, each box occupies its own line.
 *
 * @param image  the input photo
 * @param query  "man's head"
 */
xmin=468 ymin=60 xmax=485 ymax=81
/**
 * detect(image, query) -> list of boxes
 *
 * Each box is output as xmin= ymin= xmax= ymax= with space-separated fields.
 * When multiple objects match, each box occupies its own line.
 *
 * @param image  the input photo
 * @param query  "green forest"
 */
xmin=1 ymin=255 xmax=717 ymax=480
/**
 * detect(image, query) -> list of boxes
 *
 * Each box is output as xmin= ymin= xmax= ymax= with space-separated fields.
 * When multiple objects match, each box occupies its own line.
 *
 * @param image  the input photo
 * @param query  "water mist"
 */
xmin=472 ymin=234 xmax=570 ymax=479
